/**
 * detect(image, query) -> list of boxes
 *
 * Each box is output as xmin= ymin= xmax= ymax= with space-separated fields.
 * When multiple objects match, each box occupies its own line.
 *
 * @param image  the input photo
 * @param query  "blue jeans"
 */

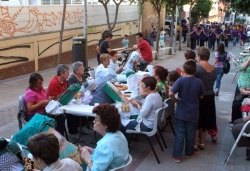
xmin=233 ymin=36 xmax=237 ymax=46
xmin=172 ymin=118 xmax=197 ymax=159
xmin=215 ymin=67 xmax=224 ymax=91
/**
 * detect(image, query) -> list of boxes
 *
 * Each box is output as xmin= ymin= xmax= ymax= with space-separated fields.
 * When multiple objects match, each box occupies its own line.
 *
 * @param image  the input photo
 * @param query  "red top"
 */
xmin=47 ymin=76 xmax=68 ymax=99
xmin=137 ymin=40 xmax=153 ymax=62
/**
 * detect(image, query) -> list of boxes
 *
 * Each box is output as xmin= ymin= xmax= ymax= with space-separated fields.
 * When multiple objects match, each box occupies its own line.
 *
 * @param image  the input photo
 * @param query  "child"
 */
xmin=122 ymin=35 xmax=130 ymax=49
xmin=169 ymin=59 xmax=205 ymax=163
xmin=28 ymin=132 xmax=82 ymax=171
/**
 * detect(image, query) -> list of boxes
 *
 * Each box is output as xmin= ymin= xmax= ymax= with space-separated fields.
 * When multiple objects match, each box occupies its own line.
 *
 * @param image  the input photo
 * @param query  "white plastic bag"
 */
xmin=127 ymin=74 xmax=143 ymax=91
xmin=45 ymin=100 xmax=61 ymax=115
xmin=82 ymin=90 xmax=93 ymax=105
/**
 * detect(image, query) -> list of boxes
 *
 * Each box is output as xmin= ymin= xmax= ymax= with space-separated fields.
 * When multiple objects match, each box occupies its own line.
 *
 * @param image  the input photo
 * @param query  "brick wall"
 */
xmin=0 ymin=34 xmax=137 ymax=80
xmin=0 ymin=61 xmax=35 ymax=80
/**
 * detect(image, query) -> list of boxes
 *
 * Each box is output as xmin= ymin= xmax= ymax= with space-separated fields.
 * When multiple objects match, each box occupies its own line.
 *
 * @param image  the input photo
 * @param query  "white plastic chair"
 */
xmin=146 ymin=65 xmax=154 ymax=73
xmin=109 ymin=154 xmax=133 ymax=171
xmin=88 ymin=70 xmax=95 ymax=79
xmin=17 ymin=95 xmax=27 ymax=130
xmin=229 ymin=51 xmax=243 ymax=83
xmin=224 ymin=120 xmax=250 ymax=164
xmin=126 ymin=107 xmax=165 ymax=164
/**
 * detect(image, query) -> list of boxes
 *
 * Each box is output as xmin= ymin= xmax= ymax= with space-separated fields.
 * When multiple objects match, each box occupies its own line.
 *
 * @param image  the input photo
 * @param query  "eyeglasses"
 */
xmin=93 ymin=117 xmax=101 ymax=123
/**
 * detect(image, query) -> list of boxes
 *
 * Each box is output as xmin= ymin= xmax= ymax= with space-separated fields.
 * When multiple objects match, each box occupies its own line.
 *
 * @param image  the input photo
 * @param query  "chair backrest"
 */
xmin=89 ymin=70 xmax=96 ymax=79
xmin=17 ymin=95 xmax=27 ymax=129
xmin=146 ymin=65 xmax=154 ymax=73
xmin=149 ymin=107 xmax=165 ymax=136
xmin=109 ymin=154 xmax=133 ymax=171
xmin=164 ymin=98 xmax=175 ymax=119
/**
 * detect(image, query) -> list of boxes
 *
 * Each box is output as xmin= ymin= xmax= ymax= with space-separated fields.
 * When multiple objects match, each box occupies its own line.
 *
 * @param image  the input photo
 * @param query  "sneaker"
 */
xmin=184 ymin=152 xmax=198 ymax=159
xmin=171 ymin=155 xmax=182 ymax=163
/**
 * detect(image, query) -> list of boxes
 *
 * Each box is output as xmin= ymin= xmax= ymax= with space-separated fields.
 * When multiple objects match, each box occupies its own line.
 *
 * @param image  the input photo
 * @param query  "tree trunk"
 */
xmin=138 ymin=15 xmax=141 ymax=32
xmin=58 ymin=0 xmax=67 ymax=65
xmin=187 ymin=5 xmax=192 ymax=47
xmin=155 ymin=10 xmax=161 ymax=60
xmin=103 ymin=3 xmax=112 ymax=31
xmin=169 ymin=13 xmax=175 ymax=47
xmin=178 ymin=8 xmax=182 ymax=51
xmin=111 ymin=1 xmax=122 ymax=31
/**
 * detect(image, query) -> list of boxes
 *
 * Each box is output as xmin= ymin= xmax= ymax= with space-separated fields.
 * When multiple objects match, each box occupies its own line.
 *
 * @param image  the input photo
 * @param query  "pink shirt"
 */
xmin=214 ymin=52 xmax=230 ymax=68
xmin=24 ymin=88 xmax=47 ymax=115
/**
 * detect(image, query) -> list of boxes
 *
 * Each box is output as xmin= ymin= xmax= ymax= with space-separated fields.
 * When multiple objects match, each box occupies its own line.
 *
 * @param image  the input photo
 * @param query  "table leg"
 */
xmin=73 ymin=116 xmax=97 ymax=145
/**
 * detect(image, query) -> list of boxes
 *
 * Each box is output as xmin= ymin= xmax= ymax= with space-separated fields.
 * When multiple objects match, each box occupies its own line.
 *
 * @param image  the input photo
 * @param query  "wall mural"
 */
xmin=0 ymin=5 xmax=84 ymax=38
xmin=0 ymin=45 xmax=29 ymax=66
xmin=0 ymin=21 xmax=137 ymax=67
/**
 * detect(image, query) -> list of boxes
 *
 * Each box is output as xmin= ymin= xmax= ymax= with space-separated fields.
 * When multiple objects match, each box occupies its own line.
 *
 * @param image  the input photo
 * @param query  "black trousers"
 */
xmin=216 ymin=38 xmax=220 ymax=46
xmin=224 ymin=39 xmax=229 ymax=47
xmin=211 ymin=39 xmax=216 ymax=50
xmin=191 ymin=38 xmax=196 ymax=50
xmin=200 ymin=39 xmax=205 ymax=47
xmin=231 ymin=85 xmax=246 ymax=123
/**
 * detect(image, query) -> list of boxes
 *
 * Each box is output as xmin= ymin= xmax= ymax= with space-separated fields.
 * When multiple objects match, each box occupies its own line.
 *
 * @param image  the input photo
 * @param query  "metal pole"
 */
xmin=84 ymin=0 xmax=88 ymax=68
xmin=174 ymin=5 xmax=178 ymax=52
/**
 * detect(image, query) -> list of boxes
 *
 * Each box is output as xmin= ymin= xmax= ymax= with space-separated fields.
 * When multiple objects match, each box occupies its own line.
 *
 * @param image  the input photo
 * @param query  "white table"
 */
xmin=57 ymin=102 xmax=96 ymax=144
xmin=240 ymin=52 xmax=250 ymax=57
xmin=57 ymin=102 xmax=95 ymax=117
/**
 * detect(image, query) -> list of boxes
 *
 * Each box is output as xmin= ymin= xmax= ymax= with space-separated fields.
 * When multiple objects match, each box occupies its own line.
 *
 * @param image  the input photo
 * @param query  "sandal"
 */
xmin=212 ymin=136 xmax=217 ymax=143
xmin=198 ymin=144 xmax=205 ymax=150
xmin=194 ymin=145 xmax=198 ymax=151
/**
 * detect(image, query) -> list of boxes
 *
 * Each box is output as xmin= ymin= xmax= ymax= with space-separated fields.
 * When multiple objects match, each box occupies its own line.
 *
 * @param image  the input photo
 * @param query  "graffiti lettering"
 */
xmin=0 ymin=6 xmax=84 ymax=38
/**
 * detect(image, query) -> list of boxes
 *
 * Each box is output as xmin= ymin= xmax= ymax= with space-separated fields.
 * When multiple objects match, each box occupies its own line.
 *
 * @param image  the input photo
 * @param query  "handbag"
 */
xmin=216 ymin=34 xmax=220 ymax=39
xmin=12 ymin=114 xmax=87 ymax=170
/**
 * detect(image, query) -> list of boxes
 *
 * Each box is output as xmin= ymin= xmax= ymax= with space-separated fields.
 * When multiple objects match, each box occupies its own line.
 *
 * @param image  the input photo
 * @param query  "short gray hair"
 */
xmin=57 ymin=64 xmax=69 ymax=76
xmin=72 ymin=61 xmax=84 ymax=74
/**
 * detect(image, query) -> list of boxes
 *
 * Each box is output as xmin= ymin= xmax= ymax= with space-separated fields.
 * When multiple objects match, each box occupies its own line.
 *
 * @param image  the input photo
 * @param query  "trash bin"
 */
xmin=72 ymin=37 xmax=88 ymax=68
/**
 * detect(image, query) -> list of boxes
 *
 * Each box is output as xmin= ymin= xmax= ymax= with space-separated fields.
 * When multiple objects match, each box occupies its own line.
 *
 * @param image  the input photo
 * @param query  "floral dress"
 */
xmin=156 ymin=81 xmax=168 ymax=101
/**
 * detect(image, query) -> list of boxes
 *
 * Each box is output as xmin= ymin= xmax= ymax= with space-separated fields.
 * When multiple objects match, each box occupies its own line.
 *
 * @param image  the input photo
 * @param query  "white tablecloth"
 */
xmin=57 ymin=102 xmax=95 ymax=117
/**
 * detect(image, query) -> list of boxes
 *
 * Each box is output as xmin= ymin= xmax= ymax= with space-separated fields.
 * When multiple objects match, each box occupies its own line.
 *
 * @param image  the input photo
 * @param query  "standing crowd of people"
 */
xmin=189 ymin=22 xmax=248 ymax=51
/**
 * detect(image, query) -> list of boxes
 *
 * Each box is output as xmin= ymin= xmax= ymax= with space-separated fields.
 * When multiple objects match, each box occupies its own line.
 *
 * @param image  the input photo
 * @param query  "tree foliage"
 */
xmin=220 ymin=0 xmax=250 ymax=15
xmin=191 ymin=0 xmax=212 ymax=24
xmin=98 ymin=0 xmax=124 ymax=31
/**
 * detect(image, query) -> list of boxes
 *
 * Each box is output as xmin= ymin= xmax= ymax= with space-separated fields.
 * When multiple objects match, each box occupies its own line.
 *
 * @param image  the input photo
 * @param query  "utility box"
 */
xmin=72 ymin=37 xmax=87 ymax=68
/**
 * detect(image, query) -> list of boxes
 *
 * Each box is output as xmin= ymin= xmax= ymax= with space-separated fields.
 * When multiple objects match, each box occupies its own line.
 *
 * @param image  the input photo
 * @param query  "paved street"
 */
xmin=0 ymin=39 xmax=249 ymax=170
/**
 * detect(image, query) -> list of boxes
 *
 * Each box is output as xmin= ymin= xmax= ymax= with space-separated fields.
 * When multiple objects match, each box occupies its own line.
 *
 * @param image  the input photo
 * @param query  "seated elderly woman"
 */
xmin=232 ymin=116 xmax=250 ymax=160
xmin=68 ymin=61 xmax=86 ymax=85
xmin=108 ymin=50 xmax=123 ymax=74
xmin=80 ymin=104 xmax=129 ymax=171
xmin=95 ymin=53 xmax=110 ymax=78
xmin=24 ymin=73 xmax=65 ymax=136
xmin=89 ymin=55 xmax=117 ymax=105
xmin=120 ymin=76 xmax=163 ymax=140
xmin=67 ymin=61 xmax=87 ymax=135
xmin=28 ymin=132 xmax=82 ymax=171
xmin=46 ymin=64 xmax=70 ymax=135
